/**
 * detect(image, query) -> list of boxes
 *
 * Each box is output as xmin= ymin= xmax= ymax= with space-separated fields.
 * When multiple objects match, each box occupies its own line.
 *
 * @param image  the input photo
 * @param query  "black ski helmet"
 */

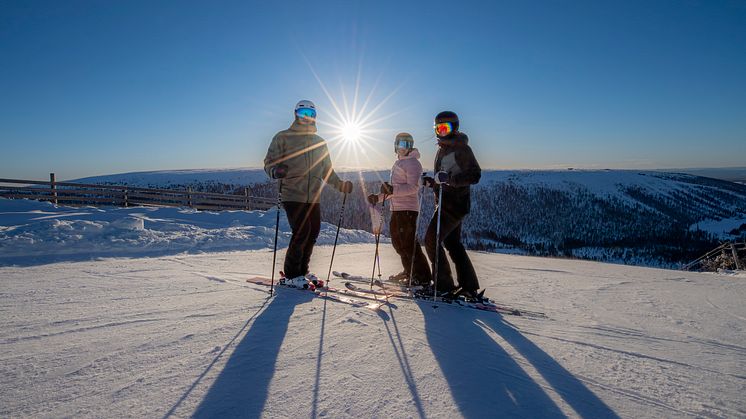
xmin=434 ymin=111 xmax=459 ymax=137
xmin=394 ymin=132 xmax=414 ymax=153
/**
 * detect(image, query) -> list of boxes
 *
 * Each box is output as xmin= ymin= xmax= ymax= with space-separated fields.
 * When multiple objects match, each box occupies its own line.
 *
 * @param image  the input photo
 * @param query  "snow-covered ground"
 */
xmin=0 ymin=198 xmax=376 ymax=266
xmin=1 ymin=249 xmax=744 ymax=416
xmin=1 ymin=198 xmax=745 ymax=418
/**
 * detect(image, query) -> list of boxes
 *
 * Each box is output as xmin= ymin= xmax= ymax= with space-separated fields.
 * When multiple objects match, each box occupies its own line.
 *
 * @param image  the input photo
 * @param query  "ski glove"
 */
xmin=422 ymin=176 xmax=435 ymax=188
xmin=435 ymin=171 xmax=449 ymax=185
xmin=380 ymin=182 xmax=393 ymax=195
xmin=367 ymin=194 xmax=379 ymax=205
xmin=339 ymin=180 xmax=353 ymax=194
xmin=270 ymin=163 xmax=288 ymax=179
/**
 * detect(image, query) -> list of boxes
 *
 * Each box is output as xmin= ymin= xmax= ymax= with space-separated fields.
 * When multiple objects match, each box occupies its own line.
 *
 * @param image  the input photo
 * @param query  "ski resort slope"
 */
xmin=1 ymin=245 xmax=744 ymax=418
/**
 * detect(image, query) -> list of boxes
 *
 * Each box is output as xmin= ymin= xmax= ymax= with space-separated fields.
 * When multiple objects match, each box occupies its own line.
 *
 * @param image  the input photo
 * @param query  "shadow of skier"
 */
xmin=419 ymin=301 xmax=566 ymax=418
xmin=192 ymin=289 xmax=314 ymax=418
xmin=478 ymin=315 xmax=621 ymax=419
xmin=376 ymin=304 xmax=428 ymax=419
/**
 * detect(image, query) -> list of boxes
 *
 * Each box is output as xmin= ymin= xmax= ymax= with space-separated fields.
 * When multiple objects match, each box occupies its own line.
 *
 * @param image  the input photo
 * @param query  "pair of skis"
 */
xmin=245 ymin=276 xmax=387 ymax=311
xmin=245 ymin=272 xmax=547 ymax=318
xmin=333 ymin=271 xmax=547 ymax=318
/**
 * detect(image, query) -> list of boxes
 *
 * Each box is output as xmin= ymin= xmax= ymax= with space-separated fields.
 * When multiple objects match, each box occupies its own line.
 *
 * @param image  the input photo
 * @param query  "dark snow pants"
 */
xmin=390 ymin=210 xmax=431 ymax=285
xmin=424 ymin=207 xmax=479 ymax=292
xmin=282 ymin=201 xmax=321 ymax=279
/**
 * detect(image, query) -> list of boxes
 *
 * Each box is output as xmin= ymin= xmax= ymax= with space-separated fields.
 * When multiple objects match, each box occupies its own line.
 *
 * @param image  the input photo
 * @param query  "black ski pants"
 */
xmin=390 ymin=210 xmax=431 ymax=285
xmin=424 ymin=207 xmax=479 ymax=292
xmin=282 ymin=201 xmax=321 ymax=279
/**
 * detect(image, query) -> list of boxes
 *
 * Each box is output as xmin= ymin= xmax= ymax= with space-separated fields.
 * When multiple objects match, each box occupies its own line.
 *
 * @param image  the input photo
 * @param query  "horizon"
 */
xmin=53 ymin=165 xmax=746 ymax=183
xmin=2 ymin=1 xmax=745 ymax=180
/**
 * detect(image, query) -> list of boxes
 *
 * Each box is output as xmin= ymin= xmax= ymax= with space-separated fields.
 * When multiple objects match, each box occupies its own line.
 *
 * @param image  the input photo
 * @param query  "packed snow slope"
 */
xmin=1 ymin=244 xmax=744 ymax=418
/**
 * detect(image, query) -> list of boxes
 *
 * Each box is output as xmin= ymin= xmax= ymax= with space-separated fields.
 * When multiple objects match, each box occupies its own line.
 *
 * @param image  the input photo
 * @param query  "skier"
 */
xmin=424 ymin=111 xmax=482 ymax=298
xmin=367 ymin=133 xmax=432 ymax=286
xmin=264 ymin=100 xmax=353 ymax=287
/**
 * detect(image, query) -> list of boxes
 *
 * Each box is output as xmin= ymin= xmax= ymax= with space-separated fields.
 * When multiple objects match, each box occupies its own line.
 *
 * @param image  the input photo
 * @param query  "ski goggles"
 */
xmin=394 ymin=139 xmax=412 ymax=151
xmin=434 ymin=122 xmax=453 ymax=137
xmin=295 ymin=107 xmax=317 ymax=119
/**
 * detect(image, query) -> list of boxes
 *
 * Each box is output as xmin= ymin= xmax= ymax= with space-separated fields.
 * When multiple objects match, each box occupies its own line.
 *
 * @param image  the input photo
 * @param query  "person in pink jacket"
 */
xmin=368 ymin=133 xmax=432 ymax=286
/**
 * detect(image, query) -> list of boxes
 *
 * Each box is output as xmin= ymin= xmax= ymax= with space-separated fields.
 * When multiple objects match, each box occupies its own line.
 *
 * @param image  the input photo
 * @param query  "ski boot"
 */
xmin=281 ymin=275 xmax=315 ymax=290
xmin=388 ymin=271 xmax=408 ymax=284
xmin=305 ymin=273 xmax=324 ymax=288
xmin=455 ymin=289 xmax=480 ymax=302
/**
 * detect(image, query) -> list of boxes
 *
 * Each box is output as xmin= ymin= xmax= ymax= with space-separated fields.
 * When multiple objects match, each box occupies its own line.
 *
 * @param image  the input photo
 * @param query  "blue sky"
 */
xmin=1 ymin=0 xmax=745 ymax=180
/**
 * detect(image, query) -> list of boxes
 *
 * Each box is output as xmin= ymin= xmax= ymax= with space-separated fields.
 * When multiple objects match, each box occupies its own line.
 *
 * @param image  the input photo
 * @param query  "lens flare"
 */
xmin=341 ymin=122 xmax=362 ymax=143
xmin=303 ymin=55 xmax=408 ymax=179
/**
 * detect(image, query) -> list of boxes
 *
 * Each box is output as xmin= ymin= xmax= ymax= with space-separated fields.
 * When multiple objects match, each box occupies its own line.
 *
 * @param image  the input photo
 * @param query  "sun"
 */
xmin=303 ymin=55 xmax=406 ymax=170
xmin=341 ymin=121 xmax=362 ymax=143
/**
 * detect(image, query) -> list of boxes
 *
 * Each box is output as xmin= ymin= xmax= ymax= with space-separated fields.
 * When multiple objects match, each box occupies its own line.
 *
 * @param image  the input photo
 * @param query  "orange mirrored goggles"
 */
xmin=434 ymin=122 xmax=453 ymax=137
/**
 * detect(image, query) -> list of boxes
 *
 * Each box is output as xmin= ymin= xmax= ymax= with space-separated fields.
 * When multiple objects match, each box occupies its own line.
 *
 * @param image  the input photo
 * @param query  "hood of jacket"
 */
xmin=437 ymin=132 xmax=469 ymax=147
xmin=289 ymin=119 xmax=317 ymax=134
xmin=398 ymin=148 xmax=421 ymax=161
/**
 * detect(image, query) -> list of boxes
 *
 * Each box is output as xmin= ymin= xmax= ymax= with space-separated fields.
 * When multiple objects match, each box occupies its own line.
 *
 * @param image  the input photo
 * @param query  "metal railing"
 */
xmin=0 ymin=173 xmax=275 ymax=211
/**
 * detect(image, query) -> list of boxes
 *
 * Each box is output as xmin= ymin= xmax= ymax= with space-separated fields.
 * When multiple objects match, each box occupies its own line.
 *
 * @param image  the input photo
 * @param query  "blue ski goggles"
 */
xmin=394 ymin=139 xmax=413 ymax=151
xmin=295 ymin=107 xmax=317 ymax=119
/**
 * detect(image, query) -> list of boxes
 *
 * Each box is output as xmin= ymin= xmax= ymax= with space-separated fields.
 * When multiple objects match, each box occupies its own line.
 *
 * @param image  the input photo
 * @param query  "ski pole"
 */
xmin=433 ymin=183 xmax=444 ymax=303
xmin=270 ymin=180 xmax=283 ymax=296
xmin=407 ymin=173 xmax=427 ymax=293
xmin=370 ymin=193 xmax=388 ymax=290
xmin=325 ymin=191 xmax=348 ymax=292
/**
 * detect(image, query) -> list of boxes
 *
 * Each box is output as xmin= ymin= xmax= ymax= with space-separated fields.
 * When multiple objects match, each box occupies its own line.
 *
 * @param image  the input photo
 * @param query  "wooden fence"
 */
xmin=0 ymin=173 xmax=275 ymax=211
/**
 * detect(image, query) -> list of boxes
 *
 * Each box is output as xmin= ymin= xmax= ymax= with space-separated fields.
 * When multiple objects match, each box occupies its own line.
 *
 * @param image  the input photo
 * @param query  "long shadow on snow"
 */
xmin=478 ymin=315 xmax=620 ymax=418
xmin=420 ymin=301 xmax=619 ymax=418
xmin=419 ymin=301 xmax=564 ymax=417
xmin=192 ymin=289 xmax=314 ymax=418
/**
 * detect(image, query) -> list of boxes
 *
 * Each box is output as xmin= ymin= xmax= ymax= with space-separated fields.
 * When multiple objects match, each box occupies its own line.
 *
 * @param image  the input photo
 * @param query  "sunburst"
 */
xmin=303 ymin=57 xmax=406 ymax=176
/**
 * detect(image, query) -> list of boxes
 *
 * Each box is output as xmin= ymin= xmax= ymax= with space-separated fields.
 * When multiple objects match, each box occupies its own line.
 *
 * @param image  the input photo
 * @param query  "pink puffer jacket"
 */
xmin=381 ymin=148 xmax=423 ymax=212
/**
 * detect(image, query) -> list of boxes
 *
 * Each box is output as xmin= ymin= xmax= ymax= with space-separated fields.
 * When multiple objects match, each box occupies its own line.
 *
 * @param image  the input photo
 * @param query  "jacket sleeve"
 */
xmin=449 ymin=145 xmax=481 ymax=187
xmin=320 ymin=142 xmax=343 ymax=189
xmin=392 ymin=159 xmax=422 ymax=197
xmin=264 ymin=133 xmax=284 ymax=179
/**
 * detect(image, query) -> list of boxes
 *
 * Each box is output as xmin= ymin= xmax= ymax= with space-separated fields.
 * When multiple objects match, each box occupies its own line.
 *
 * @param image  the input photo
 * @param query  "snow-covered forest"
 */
xmin=75 ymin=169 xmax=746 ymax=268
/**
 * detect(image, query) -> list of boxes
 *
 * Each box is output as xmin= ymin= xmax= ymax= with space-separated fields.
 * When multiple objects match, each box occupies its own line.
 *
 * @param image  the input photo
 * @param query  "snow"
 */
xmin=1 ymin=197 xmax=745 ymax=417
xmin=0 ymin=247 xmax=744 ymax=418
xmin=692 ymin=217 xmax=746 ymax=237
xmin=69 ymin=168 xmax=390 ymax=186
xmin=0 ymin=198 xmax=376 ymax=266
xmin=70 ymin=168 xmax=271 ymax=187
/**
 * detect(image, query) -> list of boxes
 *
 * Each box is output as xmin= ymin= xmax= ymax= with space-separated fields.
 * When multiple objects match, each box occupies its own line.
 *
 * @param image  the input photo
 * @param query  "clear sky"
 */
xmin=1 ymin=0 xmax=745 ymax=180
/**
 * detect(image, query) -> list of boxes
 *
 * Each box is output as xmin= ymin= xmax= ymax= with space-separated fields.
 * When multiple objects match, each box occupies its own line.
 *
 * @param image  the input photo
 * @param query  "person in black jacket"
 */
xmin=424 ymin=111 xmax=482 ymax=297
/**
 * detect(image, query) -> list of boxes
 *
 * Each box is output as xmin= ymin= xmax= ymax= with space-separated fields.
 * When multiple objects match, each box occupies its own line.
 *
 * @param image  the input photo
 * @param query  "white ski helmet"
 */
xmin=295 ymin=100 xmax=316 ymax=112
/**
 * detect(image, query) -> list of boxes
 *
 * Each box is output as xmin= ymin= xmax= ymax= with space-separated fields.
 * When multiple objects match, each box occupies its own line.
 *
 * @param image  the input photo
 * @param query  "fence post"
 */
xmin=50 ymin=173 xmax=57 ymax=204
xmin=732 ymin=242 xmax=741 ymax=270
xmin=123 ymin=188 xmax=129 ymax=207
xmin=187 ymin=187 xmax=193 ymax=208
xmin=244 ymin=187 xmax=249 ymax=210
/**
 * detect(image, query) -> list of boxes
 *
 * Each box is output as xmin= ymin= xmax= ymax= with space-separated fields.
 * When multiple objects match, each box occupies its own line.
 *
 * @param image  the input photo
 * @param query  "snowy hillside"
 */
xmin=70 ymin=168 xmax=389 ymax=188
xmin=1 ymin=243 xmax=744 ymax=418
xmin=64 ymin=168 xmax=746 ymax=267
xmin=71 ymin=168 xmax=271 ymax=188
xmin=0 ymin=198 xmax=376 ymax=267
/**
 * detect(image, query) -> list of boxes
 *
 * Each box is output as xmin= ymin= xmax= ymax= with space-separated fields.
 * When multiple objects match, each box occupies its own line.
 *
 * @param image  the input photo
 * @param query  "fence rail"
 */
xmin=0 ymin=173 xmax=275 ymax=211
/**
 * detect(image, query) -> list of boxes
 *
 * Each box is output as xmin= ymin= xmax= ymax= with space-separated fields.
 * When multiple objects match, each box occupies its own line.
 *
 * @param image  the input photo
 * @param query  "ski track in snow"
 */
xmin=1 ymin=244 xmax=745 ymax=418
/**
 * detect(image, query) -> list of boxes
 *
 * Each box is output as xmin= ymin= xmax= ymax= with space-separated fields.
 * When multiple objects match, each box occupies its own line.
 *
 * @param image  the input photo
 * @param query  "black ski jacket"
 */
xmin=433 ymin=132 xmax=481 ymax=215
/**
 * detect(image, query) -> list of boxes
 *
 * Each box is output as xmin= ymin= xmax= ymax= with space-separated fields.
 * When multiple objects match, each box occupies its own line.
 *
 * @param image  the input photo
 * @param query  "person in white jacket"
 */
xmin=368 ymin=133 xmax=431 ymax=286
